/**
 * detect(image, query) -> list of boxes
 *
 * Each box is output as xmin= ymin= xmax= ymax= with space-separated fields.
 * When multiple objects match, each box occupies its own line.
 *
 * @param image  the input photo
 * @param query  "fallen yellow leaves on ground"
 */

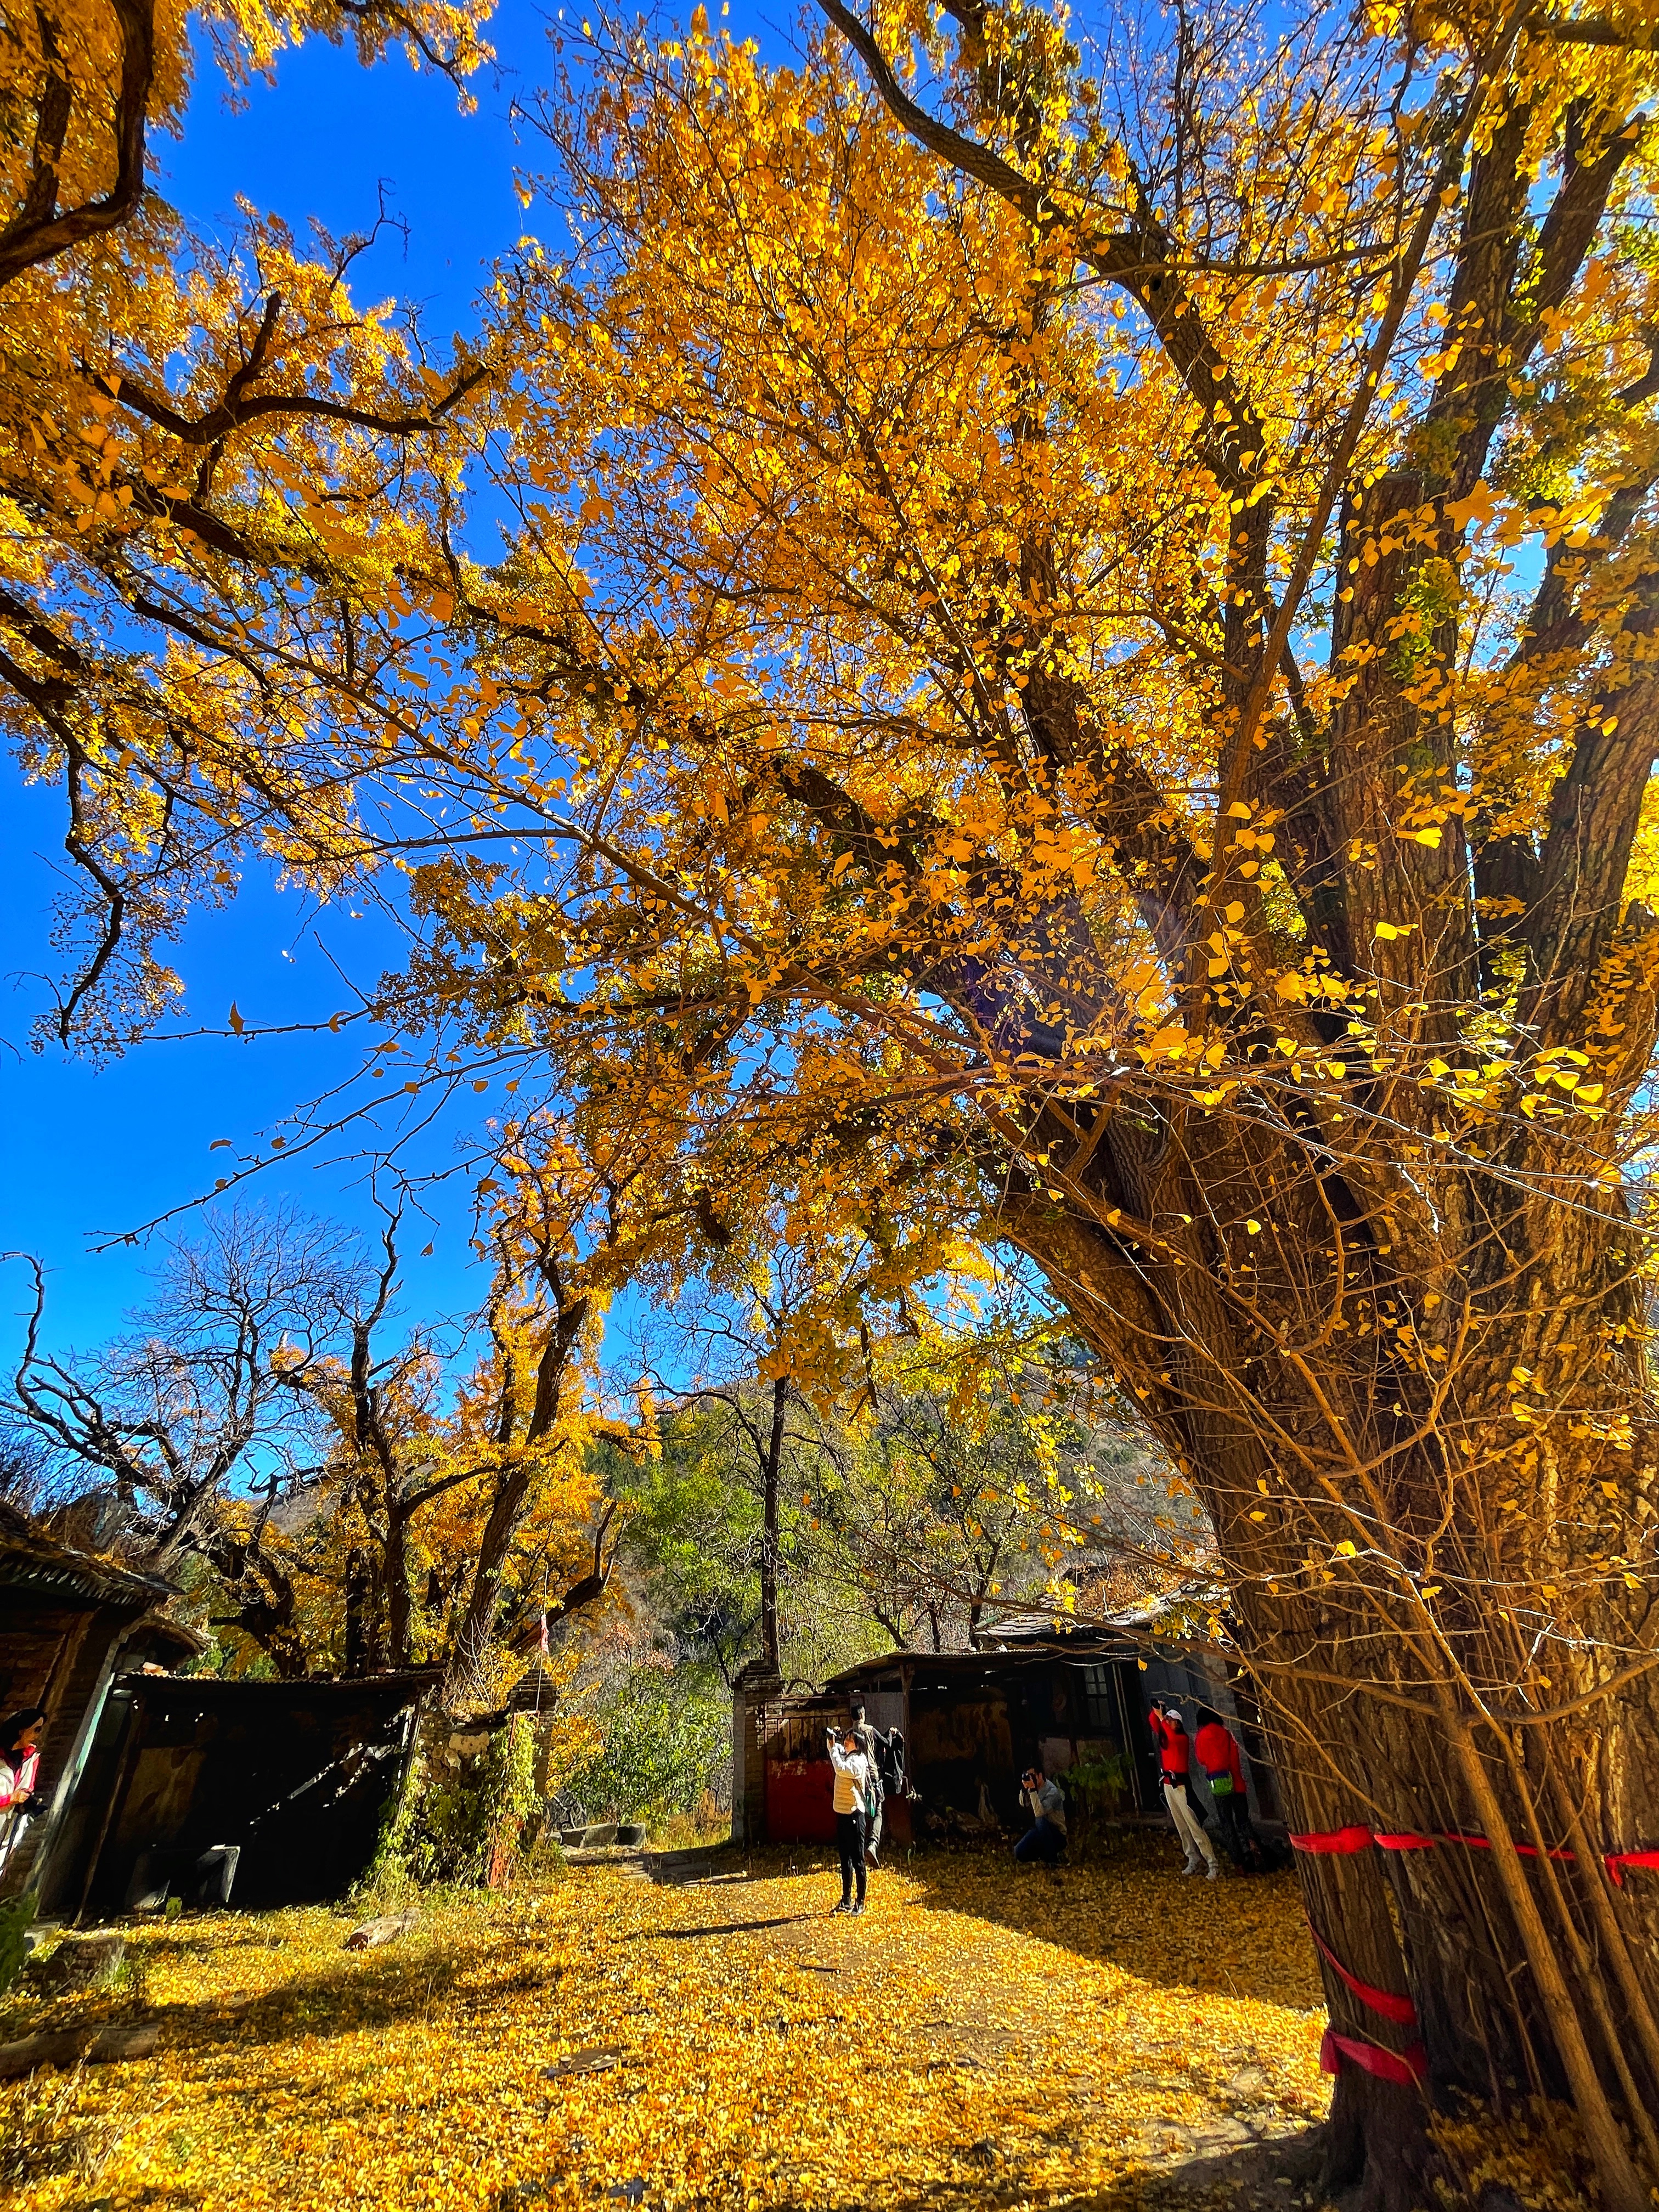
xmin=2 ymin=1838 xmax=1333 ymax=2210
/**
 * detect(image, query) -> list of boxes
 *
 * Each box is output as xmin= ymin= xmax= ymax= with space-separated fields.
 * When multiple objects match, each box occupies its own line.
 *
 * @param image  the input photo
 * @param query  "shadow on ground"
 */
xmin=645 ymin=1833 xmax=1324 ymax=2013
xmin=890 ymin=1830 xmax=1322 ymax=2010
xmin=9 ymin=1927 xmax=487 ymax=2065
xmin=491 ymin=2108 xmax=1334 ymax=2212
xmin=643 ymin=1914 xmax=812 ymax=1939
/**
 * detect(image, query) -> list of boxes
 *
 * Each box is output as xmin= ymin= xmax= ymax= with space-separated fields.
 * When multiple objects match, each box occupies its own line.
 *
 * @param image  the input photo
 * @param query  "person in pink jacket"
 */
xmin=0 ymin=1707 xmax=45 ymax=1876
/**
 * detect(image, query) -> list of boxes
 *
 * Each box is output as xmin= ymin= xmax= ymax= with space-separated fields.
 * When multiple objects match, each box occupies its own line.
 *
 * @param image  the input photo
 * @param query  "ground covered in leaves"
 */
xmin=2 ymin=1836 xmax=1340 ymax=2211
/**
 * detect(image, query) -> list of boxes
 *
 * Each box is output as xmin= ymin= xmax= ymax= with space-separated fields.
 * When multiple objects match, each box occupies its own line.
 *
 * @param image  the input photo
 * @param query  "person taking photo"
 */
xmin=1013 ymin=1765 xmax=1067 ymax=1866
xmin=1148 ymin=1703 xmax=1220 ymax=1879
xmin=826 ymin=1725 xmax=873 ymax=1916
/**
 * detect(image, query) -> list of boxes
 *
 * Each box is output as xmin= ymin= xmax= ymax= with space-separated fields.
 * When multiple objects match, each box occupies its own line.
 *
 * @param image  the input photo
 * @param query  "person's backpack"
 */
xmin=875 ymin=1729 xmax=906 ymax=1796
xmin=1204 ymin=1767 xmax=1235 ymax=1796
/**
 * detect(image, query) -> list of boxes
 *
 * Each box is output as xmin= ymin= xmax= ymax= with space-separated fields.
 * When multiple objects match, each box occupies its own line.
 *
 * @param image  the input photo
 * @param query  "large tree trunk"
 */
xmin=445 ymin=1458 xmax=538 ymax=1701
xmin=1003 ymin=1112 xmax=1659 ymax=2210
xmin=759 ymin=1374 xmax=787 ymax=1677
xmin=443 ymin=1280 xmax=590 ymax=1705
xmin=343 ymin=1548 xmax=373 ymax=1678
xmin=385 ymin=1499 xmax=415 ymax=1673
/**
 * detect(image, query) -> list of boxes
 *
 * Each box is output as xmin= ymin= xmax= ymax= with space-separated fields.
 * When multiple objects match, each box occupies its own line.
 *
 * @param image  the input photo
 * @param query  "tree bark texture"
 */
xmin=1002 ymin=1145 xmax=1659 ymax=2207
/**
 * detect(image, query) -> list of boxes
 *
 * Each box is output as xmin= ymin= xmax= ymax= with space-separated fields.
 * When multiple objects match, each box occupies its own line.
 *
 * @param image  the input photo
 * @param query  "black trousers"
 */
xmin=1014 ymin=1818 xmax=1065 ymax=1864
xmin=836 ymin=1808 xmax=867 ymax=1905
xmin=1214 ymin=1791 xmax=1254 ymax=1863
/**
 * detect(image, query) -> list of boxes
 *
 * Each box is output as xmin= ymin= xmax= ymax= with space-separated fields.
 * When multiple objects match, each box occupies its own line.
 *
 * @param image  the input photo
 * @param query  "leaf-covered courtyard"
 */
xmin=3 ymin=1844 xmax=1331 ymax=2211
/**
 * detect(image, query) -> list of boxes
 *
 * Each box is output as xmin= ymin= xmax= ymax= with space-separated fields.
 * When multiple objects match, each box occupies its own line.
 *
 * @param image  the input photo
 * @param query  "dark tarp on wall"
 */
xmin=67 ymin=1671 xmax=436 ymax=1918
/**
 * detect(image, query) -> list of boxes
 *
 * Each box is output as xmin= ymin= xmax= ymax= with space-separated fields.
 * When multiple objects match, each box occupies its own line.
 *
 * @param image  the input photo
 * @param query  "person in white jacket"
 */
xmin=826 ymin=1727 xmax=874 ymax=1915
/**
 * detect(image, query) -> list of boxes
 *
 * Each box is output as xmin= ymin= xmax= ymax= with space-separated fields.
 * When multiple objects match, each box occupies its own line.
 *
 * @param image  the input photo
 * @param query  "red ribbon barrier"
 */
xmin=1440 ymin=1831 xmax=1576 ymax=1861
xmin=1607 ymin=1850 xmax=1659 ymax=1887
xmin=1307 ymin=1926 xmax=1419 ymax=2027
xmin=1298 ymin=1824 xmax=1657 ymax=2095
xmin=1319 ymin=2028 xmax=1428 ymax=2089
xmin=1294 ymin=1825 xmax=1657 ymax=1877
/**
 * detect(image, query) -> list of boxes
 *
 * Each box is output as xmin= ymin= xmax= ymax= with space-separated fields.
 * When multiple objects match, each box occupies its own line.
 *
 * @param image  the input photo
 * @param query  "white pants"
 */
xmin=1164 ymin=1780 xmax=1218 ymax=1869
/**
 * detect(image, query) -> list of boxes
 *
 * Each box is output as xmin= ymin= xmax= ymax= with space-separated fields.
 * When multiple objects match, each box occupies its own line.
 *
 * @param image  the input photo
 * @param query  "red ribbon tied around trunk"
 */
xmin=1319 ymin=2028 xmax=1428 ymax=2089
xmin=1606 ymin=1849 xmax=1659 ymax=1887
xmin=1288 ymin=1824 xmax=1375 ymax=1854
xmin=1307 ymin=1926 xmax=1419 ymax=2027
xmin=1294 ymin=1824 xmax=1659 ymax=1877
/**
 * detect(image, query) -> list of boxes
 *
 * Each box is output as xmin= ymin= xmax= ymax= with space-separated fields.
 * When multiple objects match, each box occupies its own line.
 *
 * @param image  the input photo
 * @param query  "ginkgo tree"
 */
xmin=16 ymin=0 xmax=1659 ymax=2196
xmin=5 ymin=1183 xmax=633 ymax=1695
xmin=256 ymin=1194 xmax=627 ymax=1701
xmin=0 ymin=0 xmax=495 ymax=1053
xmin=388 ymin=4 xmax=1659 ymax=2201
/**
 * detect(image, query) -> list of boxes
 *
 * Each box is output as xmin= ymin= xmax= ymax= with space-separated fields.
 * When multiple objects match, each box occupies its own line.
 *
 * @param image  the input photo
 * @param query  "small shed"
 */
xmin=0 ymin=1504 xmax=193 ymax=1903
xmin=733 ymin=1615 xmax=1280 ymax=1847
xmin=47 ymin=1669 xmax=437 ymax=1921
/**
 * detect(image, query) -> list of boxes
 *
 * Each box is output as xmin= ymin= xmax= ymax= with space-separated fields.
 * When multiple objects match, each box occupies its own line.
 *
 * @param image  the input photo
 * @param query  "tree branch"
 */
xmin=0 ymin=0 xmax=154 ymax=290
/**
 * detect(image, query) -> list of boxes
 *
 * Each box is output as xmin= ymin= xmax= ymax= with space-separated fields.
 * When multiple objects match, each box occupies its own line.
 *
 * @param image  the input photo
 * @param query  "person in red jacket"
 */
xmin=1148 ymin=1704 xmax=1218 ymax=1877
xmin=1194 ymin=1709 xmax=1253 ymax=1864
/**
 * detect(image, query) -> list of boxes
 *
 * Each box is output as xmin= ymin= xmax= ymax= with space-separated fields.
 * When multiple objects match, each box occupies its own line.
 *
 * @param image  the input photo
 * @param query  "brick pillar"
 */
xmin=731 ymin=1662 xmax=781 ymax=1847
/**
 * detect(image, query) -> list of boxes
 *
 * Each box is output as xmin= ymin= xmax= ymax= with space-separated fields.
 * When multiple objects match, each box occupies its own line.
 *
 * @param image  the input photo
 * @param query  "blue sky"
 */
xmin=1 ymin=2 xmax=582 ymax=1361
xmin=10 ymin=0 xmax=1025 ymax=1377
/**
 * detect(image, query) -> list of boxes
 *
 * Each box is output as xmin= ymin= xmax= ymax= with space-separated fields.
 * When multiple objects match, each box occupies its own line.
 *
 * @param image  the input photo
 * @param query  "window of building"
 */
xmin=1077 ymin=1663 xmax=1117 ymax=1732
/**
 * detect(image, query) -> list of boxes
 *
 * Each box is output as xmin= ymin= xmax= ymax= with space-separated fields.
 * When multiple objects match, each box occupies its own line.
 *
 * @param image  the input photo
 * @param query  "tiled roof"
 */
xmin=0 ymin=1509 xmax=176 ymax=1610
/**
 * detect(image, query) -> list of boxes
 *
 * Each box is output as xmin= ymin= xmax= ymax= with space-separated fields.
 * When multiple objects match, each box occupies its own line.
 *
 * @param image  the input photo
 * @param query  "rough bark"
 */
xmin=1001 ymin=1149 xmax=1659 ymax=2208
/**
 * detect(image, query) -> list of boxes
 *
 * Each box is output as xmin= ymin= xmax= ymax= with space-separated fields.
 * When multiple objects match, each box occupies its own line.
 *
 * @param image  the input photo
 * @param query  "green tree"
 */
xmin=566 ymin=1665 xmax=729 ymax=1829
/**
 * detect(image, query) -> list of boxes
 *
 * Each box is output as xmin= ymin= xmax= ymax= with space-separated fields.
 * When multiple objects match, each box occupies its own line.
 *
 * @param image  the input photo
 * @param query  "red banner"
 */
xmin=1295 ymin=1825 xmax=1657 ymax=1879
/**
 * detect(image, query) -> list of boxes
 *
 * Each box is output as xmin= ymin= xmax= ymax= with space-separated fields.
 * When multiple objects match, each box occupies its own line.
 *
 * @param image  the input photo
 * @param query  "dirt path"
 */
xmin=624 ymin=1838 xmax=1334 ymax=2209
